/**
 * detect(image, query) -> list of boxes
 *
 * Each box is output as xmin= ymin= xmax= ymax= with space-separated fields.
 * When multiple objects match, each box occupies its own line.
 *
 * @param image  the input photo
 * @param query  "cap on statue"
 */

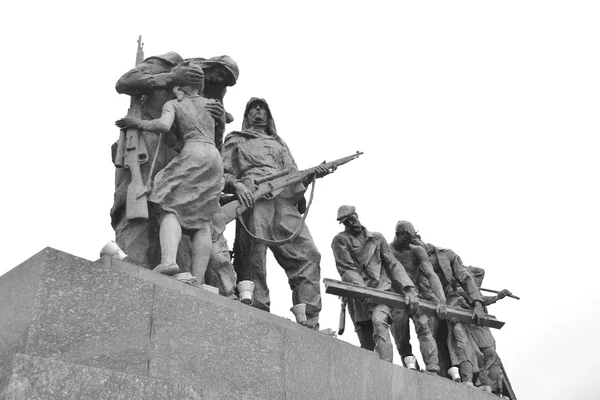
xmin=395 ymin=220 xmax=416 ymax=236
xmin=337 ymin=205 xmax=356 ymax=223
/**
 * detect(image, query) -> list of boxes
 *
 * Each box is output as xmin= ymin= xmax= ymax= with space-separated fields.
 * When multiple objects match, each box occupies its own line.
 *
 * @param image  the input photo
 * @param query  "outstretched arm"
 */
xmin=116 ymin=58 xmax=204 ymax=96
xmin=416 ymin=246 xmax=447 ymax=319
xmin=380 ymin=238 xmax=419 ymax=312
xmin=482 ymin=289 xmax=512 ymax=306
xmin=116 ymin=101 xmax=176 ymax=134
xmin=453 ymin=257 xmax=485 ymax=325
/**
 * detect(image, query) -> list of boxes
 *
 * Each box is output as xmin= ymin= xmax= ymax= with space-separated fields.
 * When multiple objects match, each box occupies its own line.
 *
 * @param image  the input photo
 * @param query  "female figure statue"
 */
xmin=116 ymin=61 xmax=226 ymax=281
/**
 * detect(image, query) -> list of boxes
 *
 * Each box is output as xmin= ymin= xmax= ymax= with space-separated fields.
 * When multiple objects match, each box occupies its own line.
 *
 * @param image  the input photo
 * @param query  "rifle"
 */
xmin=117 ymin=36 xmax=149 ymax=221
xmin=222 ymin=151 xmax=363 ymax=224
xmin=479 ymin=287 xmax=520 ymax=300
xmin=338 ymin=297 xmax=348 ymax=335
xmin=323 ymin=278 xmax=506 ymax=329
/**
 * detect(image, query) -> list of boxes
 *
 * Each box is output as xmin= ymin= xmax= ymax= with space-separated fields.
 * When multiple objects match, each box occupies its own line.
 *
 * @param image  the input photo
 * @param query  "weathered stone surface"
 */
xmin=330 ymin=342 xmax=376 ymax=400
xmin=282 ymin=326 xmax=335 ymax=400
xmin=25 ymin=252 xmax=154 ymax=375
xmin=0 ymin=248 xmax=501 ymax=399
xmin=2 ymin=353 xmax=205 ymax=400
xmin=148 ymin=284 xmax=286 ymax=399
xmin=415 ymin=370 xmax=497 ymax=400
xmin=0 ymin=249 xmax=47 ymax=396
xmin=391 ymin=366 xmax=421 ymax=400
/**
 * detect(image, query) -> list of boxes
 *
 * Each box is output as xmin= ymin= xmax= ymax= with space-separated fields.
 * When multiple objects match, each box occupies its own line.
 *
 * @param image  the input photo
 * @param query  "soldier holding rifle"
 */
xmin=221 ymin=98 xmax=330 ymax=330
xmin=111 ymin=42 xmax=238 ymax=272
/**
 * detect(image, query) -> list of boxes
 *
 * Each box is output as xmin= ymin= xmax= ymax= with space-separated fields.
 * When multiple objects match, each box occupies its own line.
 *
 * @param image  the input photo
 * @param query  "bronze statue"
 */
xmin=221 ymin=98 xmax=327 ymax=329
xmin=462 ymin=266 xmax=515 ymax=397
xmin=331 ymin=206 xmax=419 ymax=362
xmin=408 ymin=229 xmax=485 ymax=385
xmin=389 ymin=221 xmax=448 ymax=374
xmin=112 ymin=50 xmax=239 ymax=298
xmin=112 ymin=50 xmax=238 ymax=271
xmin=116 ymin=62 xmax=229 ymax=286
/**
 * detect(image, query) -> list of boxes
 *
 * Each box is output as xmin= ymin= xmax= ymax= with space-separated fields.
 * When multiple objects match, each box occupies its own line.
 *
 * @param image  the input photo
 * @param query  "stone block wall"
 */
xmin=0 ymin=248 xmax=495 ymax=399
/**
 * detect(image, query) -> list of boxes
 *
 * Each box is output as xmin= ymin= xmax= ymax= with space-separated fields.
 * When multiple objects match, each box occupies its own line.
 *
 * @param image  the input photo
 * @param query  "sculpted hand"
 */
xmin=496 ymin=289 xmax=511 ymax=300
xmin=314 ymin=163 xmax=330 ymax=179
xmin=206 ymin=99 xmax=225 ymax=122
xmin=436 ymin=302 xmax=448 ymax=320
xmin=303 ymin=164 xmax=330 ymax=186
xmin=472 ymin=301 xmax=485 ymax=325
xmin=362 ymin=297 xmax=373 ymax=306
xmin=115 ymin=117 xmax=141 ymax=130
xmin=234 ymin=182 xmax=254 ymax=208
xmin=170 ymin=63 xmax=204 ymax=87
xmin=404 ymin=287 xmax=419 ymax=314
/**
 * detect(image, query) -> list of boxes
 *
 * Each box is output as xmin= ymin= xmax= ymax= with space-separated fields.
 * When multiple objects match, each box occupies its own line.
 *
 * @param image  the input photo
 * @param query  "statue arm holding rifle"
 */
xmin=221 ymin=151 xmax=363 ymax=223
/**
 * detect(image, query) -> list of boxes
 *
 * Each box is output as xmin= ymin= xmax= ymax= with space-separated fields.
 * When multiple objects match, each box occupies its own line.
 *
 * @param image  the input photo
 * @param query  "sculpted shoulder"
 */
xmin=411 ymin=244 xmax=428 ymax=258
xmin=371 ymin=231 xmax=387 ymax=242
xmin=331 ymin=231 xmax=351 ymax=246
xmin=223 ymin=131 xmax=248 ymax=146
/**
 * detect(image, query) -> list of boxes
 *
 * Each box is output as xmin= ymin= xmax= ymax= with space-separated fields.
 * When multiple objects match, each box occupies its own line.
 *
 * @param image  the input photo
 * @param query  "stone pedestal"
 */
xmin=0 ymin=248 xmax=496 ymax=399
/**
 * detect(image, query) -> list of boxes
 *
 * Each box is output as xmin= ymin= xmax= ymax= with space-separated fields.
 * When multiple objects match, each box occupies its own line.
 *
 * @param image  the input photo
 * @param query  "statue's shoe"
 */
xmin=154 ymin=262 xmax=180 ymax=276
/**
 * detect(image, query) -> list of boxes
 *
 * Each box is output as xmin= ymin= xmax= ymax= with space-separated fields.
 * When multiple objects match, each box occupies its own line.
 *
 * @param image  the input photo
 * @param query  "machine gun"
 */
xmin=222 ymin=151 xmax=363 ymax=224
xmin=323 ymin=278 xmax=506 ymax=329
xmin=115 ymin=36 xmax=149 ymax=221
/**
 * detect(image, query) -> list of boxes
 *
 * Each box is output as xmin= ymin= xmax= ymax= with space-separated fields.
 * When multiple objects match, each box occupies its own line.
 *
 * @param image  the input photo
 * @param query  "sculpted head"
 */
xmin=242 ymin=98 xmax=277 ymax=135
xmin=172 ymin=61 xmax=204 ymax=100
xmin=247 ymin=99 xmax=268 ymax=124
xmin=395 ymin=220 xmax=416 ymax=248
xmin=203 ymin=65 xmax=228 ymax=85
xmin=337 ymin=205 xmax=362 ymax=235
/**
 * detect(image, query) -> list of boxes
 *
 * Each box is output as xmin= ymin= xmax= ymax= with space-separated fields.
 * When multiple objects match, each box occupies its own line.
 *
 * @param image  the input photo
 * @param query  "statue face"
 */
xmin=342 ymin=214 xmax=362 ymax=235
xmin=248 ymin=102 xmax=268 ymax=123
xmin=204 ymin=67 xmax=227 ymax=84
xmin=395 ymin=230 xmax=412 ymax=247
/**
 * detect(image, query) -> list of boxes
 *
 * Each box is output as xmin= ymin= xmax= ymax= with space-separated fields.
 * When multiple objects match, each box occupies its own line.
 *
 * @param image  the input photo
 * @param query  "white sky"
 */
xmin=2 ymin=1 xmax=599 ymax=399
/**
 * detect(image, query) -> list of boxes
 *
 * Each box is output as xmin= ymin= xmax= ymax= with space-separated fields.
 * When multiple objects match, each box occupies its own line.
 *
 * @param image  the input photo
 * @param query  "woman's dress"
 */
xmin=149 ymin=95 xmax=225 ymax=234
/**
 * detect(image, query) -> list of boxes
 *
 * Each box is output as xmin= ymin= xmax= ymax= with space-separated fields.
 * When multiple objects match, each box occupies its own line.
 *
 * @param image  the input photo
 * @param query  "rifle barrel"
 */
xmin=254 ymin=169 xmax=291 ymax=185
xmin=479 ymin=287 xmax=520 ymax=300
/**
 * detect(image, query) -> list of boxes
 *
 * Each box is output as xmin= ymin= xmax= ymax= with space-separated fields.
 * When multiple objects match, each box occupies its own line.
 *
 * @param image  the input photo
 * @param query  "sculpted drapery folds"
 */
xmin=409 ymin=233 xmax=486 ymax=384
xmin=389 ymin=220 xmax=448 ymax=373
xmin=112 ymin=53 xmax=238 ymax=297
xmin=221 ymin=98 xmax=322 ymax=329
xmin=331 ymin=206 xmax=419 ymax=362
xmin=460 ymin=266 xmax=512 ymax=395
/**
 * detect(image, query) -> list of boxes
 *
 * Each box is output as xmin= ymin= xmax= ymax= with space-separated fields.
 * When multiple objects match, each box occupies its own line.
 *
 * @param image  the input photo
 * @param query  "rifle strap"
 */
xmin=237 ymin=174 xmax=317 ymax=247
xmin=143 ymin=133 xmax=164 ymax=195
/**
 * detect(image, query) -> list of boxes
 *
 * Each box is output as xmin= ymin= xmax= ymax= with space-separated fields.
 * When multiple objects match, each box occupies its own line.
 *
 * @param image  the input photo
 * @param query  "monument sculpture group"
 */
xmin=109 ymin=38 xmax=517 ymax=398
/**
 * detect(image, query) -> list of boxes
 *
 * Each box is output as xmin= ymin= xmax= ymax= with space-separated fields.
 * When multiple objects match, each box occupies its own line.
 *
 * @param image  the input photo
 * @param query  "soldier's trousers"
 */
xmin=237 ymin=196 xmax=322 ymax=329
xmin=446 ymin=296 xmax=479 ymax=383
xmin=391 ymin=308 xmax=439 ymax=371
xmin=355 ymin=309 xmax=394 ymax=362
xmin=470 ymin=325 xmax=503 ymax=391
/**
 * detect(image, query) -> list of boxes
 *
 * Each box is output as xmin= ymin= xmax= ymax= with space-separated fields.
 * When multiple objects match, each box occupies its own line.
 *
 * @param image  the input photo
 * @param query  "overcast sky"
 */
xmin=2 ymin=1 xmax=599 ymax=399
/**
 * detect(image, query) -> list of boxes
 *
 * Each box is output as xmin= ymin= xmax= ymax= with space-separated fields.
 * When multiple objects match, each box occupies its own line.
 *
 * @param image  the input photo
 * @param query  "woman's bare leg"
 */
xmin=154 ymin=212 xmax=181 ymax=275
xmin=191 ymin=221 xmax=212 ymax=284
